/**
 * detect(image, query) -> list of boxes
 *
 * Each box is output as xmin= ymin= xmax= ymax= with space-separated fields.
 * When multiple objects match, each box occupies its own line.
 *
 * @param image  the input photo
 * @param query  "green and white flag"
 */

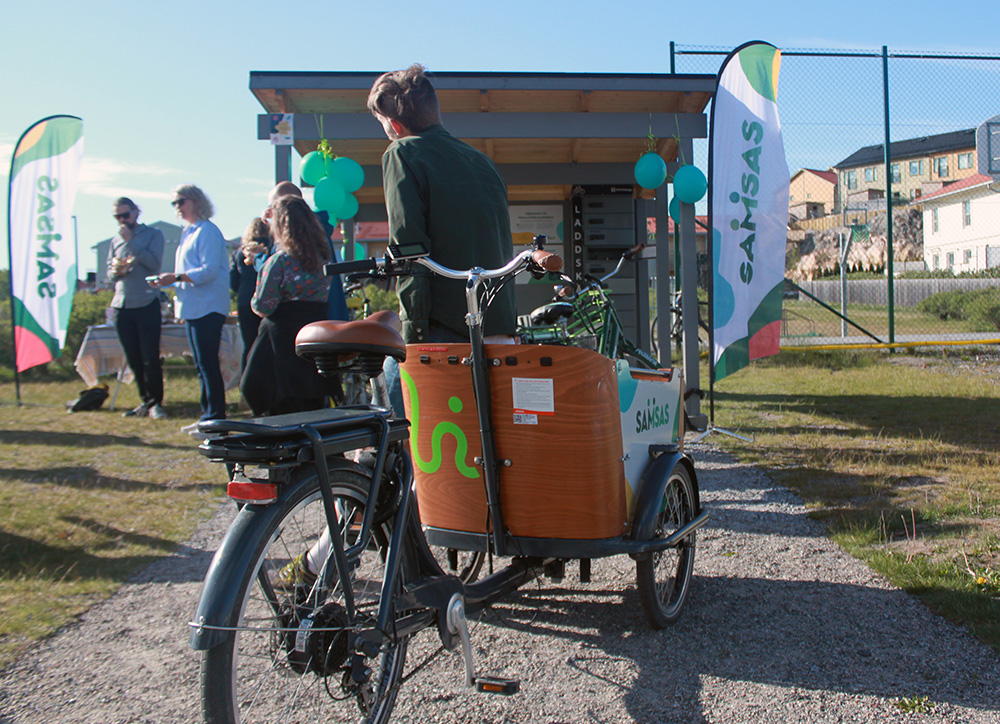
xmin=709 ymin=42 xmax=789 ymax=380
xmin=7 ymin=115 xmax=84 ymax=372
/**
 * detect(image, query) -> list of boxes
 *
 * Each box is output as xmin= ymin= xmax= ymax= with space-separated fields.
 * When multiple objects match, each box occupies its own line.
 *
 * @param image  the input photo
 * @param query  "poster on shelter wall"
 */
xmin=7 ymin=115 xmax=84 ymax=372
xmin=509 ymin=204 xmax=564 ymax=284
xmin=709 ymin=41 xmax=789 ymax=381
xmin=269 ymin=113 xmax=294 ymax=145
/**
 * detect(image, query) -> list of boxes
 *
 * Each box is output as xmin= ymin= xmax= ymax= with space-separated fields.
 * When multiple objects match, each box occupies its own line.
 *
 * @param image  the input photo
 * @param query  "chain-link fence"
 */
xmin=673 ymin=44 xmax=1000 ymax=349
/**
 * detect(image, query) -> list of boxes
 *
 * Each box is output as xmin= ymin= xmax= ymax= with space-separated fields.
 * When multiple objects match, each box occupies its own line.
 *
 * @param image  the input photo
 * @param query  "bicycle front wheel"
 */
xmin=635 ymin=462 xmax=697 ymax=628
xmin=201 ymin=468 xmax=411 ymax=724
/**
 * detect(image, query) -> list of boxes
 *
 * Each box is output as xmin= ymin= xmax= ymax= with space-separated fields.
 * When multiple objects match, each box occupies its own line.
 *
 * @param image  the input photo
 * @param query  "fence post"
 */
xmin=882 ymin=45 xmax=895 ymax=345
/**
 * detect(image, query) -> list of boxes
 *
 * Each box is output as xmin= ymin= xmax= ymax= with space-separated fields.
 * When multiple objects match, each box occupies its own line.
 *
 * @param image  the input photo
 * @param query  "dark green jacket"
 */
xmin=382 ymin=125 xmax=516 ymax=342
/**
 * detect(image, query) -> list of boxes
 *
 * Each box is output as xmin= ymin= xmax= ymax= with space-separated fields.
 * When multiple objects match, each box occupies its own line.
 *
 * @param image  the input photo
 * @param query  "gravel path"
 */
xmin=2 ymin=442 xmax=998 ymax=723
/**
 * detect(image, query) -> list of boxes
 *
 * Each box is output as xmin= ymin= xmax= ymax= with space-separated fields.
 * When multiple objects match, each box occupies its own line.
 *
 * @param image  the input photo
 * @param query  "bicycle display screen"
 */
xmin=388 ymin=241 xmax=430 ymax=260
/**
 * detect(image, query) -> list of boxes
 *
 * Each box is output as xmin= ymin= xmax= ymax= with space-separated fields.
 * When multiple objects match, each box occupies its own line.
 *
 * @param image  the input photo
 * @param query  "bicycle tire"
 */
xmin=201 ymin=467 xmax=413 ymax=724
xmin=430 ymin=546 xmax=486 ymax=584
xmin=635 ymin=461 xmax=697 ymax=628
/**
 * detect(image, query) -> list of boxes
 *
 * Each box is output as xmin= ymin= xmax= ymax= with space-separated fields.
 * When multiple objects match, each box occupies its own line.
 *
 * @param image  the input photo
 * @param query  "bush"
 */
xmin=916 ymin=290 xmax=972 ymax=320
xmin=967 ymin=290 xmax=1000 ymax=332
xmin=900 ymin=269 xmax=956 ymax=279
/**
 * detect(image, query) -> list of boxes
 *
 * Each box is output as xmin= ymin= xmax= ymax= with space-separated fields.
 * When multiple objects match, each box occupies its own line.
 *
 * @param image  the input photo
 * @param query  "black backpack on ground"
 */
xmin=66 ymin=384 xmax=110 ymax=413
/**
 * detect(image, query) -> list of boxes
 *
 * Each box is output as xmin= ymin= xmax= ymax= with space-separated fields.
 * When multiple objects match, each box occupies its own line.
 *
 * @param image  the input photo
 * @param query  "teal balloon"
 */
xmin=329 ymin=157 xmax=365 ymax=193
xmin=313 ymin=176 xmax=346 ymax=214
xmin=300 ymin=151 xmax=328 ymax=187
xmin=669 ymin=197 xmax=681 ymax=223
xmin=336 ymin=193 xmax=359 ymax=220
xmin=673 ymin=165 xmax=708 ymax=203
xmin=634 ymin=152 xmax=667 ymax=190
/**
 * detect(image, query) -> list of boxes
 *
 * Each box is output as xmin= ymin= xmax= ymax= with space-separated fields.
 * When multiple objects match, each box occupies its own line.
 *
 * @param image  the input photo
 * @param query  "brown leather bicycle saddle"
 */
xmin=296 ymin=310 xmax=406 ymax=371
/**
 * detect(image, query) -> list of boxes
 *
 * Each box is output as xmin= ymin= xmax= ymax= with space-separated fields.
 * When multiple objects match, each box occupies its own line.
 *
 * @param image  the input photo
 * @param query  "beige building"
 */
xmin=788 ymin=168 xmax=838 ymax=221
xmin=833 ymin=128 xmax=978 ymax=213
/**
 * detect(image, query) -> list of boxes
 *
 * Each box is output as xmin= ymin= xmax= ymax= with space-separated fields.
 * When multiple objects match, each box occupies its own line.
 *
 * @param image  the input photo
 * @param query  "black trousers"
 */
xmin=114 ymin=300 xmax=163 ymax=406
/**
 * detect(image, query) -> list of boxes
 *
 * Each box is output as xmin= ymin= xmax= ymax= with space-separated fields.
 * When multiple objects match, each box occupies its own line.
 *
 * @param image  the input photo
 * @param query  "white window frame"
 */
xmin=932 ymin=208 xmax=938 ymax=233
xmin=963 ymin=199 xmax=972 ymax=227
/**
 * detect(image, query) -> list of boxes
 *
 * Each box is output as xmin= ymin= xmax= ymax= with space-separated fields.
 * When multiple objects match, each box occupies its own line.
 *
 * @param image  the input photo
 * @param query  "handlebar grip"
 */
xmin=624 ymin=243 xmax=645 ymax=260
xmin=531 ymin=250 xmax=563 ymax=272
xmin=324 ymin=258 xmax=377 ymax=276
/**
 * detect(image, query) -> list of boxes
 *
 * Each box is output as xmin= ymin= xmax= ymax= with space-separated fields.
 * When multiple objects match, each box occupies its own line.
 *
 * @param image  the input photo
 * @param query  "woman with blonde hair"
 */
xmin=231 ymin=217 xmax=271 ymax=372
xmin=240 ymin=195 xmax=333 ymax=416
xmin=151 ymin=184 xmax=230 ymax=432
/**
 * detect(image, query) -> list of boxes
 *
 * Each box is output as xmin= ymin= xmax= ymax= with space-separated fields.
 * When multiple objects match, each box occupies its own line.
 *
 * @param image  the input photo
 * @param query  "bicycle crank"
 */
xmin=445 ymin=594 xmax=520 ymax=696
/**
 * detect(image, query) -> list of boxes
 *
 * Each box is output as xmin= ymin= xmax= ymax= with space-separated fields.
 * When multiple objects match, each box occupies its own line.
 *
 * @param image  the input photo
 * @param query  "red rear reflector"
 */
xmin=228 ymin=481 xmax=278 ymax=504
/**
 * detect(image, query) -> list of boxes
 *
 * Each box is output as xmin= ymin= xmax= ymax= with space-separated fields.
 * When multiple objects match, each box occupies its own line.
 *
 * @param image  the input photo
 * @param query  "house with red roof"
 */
xmin=919 ymin=173 xmax=1000 ymax=272
xmin=788 ymin=168 xmax=838 ymax=221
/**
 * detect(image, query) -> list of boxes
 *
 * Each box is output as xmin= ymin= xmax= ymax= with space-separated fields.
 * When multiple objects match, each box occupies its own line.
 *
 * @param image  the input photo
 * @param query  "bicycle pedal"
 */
xmin=474 ymin=676 xmax=520 ymax=696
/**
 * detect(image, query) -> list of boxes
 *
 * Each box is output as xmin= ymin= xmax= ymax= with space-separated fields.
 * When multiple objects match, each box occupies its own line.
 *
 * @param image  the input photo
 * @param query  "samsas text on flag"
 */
xmin=7 ymin=115 xmax=84 ymax=372
xmin=709 ymin=42 xmax=789 ymax=381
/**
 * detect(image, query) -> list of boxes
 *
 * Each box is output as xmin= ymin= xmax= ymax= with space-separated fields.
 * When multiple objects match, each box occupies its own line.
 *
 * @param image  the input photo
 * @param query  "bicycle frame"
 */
xmin=189 ymin=245 xmax=708 ymax=708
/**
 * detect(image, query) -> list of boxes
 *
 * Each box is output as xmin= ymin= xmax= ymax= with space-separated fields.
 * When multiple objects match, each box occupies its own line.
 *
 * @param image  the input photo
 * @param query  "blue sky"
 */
xmin=2 ymin=0 xmax=997 ymax=273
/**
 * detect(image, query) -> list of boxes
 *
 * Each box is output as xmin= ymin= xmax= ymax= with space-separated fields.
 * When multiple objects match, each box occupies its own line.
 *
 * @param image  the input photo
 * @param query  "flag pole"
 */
xmin=6 ymin=130 xmax=23 ymax=405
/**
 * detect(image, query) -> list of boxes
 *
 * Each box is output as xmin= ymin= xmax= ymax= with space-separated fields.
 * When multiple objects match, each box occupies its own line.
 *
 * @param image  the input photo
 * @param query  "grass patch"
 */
xmin=0 ymin=374 xmax=237 ymax=666
xmin=710 ymin=350 xmax=1000 ymax=651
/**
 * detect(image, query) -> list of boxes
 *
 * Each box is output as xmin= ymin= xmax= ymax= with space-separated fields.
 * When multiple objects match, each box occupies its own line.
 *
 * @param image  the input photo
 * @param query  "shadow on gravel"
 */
xmin=480 ymin=572 xmax=1000 ymax=721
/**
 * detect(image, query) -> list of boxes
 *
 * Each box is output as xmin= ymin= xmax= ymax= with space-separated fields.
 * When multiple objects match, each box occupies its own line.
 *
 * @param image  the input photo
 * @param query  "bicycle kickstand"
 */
xmin=445 ymin=594 xmax=520 ymax=696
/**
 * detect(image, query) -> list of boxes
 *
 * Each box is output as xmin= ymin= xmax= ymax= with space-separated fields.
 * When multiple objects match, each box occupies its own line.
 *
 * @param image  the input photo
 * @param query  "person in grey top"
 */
xmin=107 ymin=197 xmax=166 ymax=419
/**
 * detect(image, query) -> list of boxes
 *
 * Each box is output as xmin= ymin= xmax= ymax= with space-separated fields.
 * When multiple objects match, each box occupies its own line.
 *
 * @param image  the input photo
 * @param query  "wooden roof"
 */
xmin=250 ymin=71 xmax=716 ymax=206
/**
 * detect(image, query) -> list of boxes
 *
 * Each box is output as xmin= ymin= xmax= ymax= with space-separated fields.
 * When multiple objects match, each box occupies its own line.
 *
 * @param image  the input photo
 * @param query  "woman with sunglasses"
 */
xmin=239 ymin=195 xmax=332 ymax=417
xmin=151 ymin=184 xmax=230 ymax=433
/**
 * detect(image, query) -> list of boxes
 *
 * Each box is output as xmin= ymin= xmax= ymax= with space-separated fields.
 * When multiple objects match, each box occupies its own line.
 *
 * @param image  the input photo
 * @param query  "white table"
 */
xmin=74 ymin=322 xmax=244 ymax=408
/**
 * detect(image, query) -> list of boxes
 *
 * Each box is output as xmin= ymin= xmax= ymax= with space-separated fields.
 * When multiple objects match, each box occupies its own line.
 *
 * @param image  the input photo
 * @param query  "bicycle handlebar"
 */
xmin=324 ymin=248 xmax=562 ymax=281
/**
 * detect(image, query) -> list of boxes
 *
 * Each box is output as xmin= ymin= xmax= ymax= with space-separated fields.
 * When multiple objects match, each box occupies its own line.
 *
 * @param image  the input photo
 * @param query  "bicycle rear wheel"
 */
xmin=201 ymin=468 xmax=411 ymax=724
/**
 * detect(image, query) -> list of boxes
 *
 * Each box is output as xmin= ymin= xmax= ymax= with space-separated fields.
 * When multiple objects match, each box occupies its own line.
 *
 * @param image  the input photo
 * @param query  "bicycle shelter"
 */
xmin=250 ymin=71 xmax=716 ymax=426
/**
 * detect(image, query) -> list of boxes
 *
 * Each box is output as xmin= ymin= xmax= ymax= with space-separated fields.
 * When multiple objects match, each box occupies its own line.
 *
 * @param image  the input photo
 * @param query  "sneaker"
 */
xmin=122 ymin=403 xmax=150 ymax=418
xmin=180 ymin=421 xmax=201 ymax=434
xmin=271 ymin=553 xmax=317 ymax=592
xmin=148 ymin=404 xmax=167 ymax=420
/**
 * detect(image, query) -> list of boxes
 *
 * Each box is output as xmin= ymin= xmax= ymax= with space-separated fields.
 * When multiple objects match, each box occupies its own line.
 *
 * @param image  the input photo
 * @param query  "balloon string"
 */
xmin=674 ymin=114 xmax=686 ymax=166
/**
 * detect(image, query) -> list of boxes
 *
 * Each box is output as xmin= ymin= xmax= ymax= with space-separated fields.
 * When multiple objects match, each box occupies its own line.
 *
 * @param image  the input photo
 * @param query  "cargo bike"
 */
xmin=187 ymin=240 xmax=709 ymax=723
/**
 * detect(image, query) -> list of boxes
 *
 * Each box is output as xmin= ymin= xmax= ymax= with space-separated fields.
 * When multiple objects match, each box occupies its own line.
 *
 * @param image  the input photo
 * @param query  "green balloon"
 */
xmin=329 ymin=157 xmax=365 ymax=193
xmin=673 ymin=165 xmax=708 ymax=203
xmin=300 ymin=151 xmax=328 ymax=187
xmin=313 ymin=176 xmax=346 ymax=214
xmin=634 ymin=152 xmax=667 ymax=190
xmin=669 ymin=197 xmax=681 ymax=223
xmin=336 ymin=193 xmax=359 ymax=220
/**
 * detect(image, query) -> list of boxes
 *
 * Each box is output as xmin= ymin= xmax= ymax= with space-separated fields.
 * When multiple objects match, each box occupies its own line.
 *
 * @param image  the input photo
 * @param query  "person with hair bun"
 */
xmin=367 ymin=63 xmax=516 ymax=345
xmin=151 ymin=184 xmax=230 ymax=432
xmin=240 ymin=195 xmax=333 ymax=416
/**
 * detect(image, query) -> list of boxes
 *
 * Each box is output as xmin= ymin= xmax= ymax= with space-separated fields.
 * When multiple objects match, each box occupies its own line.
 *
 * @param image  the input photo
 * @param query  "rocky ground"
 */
xmin=2 ymin=437 xmax=998 ymax=723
